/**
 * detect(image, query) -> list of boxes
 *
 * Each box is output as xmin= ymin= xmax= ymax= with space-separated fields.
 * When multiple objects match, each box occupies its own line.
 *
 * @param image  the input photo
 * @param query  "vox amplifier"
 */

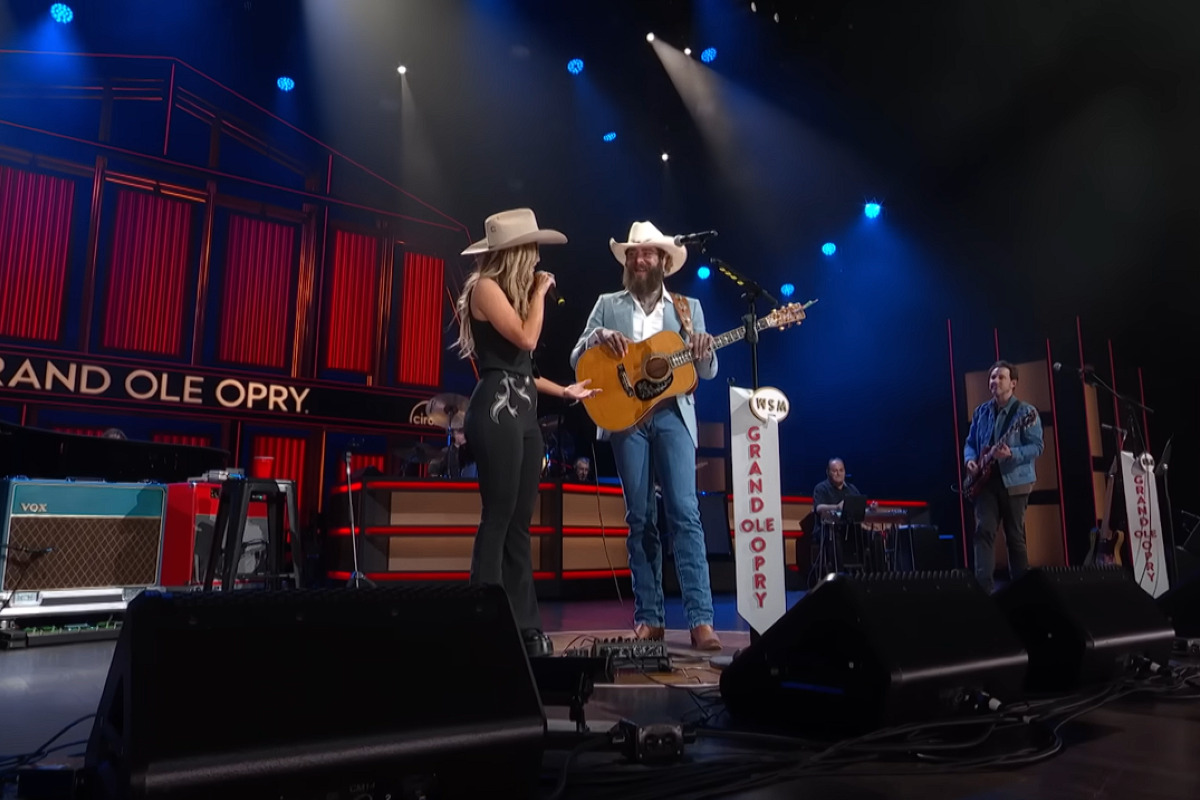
xmin=0 ymin=479 xmax=166 ymax=617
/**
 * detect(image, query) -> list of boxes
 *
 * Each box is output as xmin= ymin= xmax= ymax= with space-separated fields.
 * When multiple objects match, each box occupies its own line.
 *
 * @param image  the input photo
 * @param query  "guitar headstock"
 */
xmin=763 ymin=300 xmax=814 ymax=330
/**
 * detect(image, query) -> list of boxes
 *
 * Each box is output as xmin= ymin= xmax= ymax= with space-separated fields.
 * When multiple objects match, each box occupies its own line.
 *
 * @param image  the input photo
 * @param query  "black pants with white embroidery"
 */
xmin=465 ymin=369 xmax=543 ymax=633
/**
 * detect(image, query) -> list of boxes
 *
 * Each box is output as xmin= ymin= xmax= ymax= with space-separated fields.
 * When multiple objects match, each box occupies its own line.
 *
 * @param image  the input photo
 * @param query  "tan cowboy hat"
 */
xmin=462 ymin=208 xmax=567 ymax=255
xmin=609 ymin=221 xmax=687 ymax=276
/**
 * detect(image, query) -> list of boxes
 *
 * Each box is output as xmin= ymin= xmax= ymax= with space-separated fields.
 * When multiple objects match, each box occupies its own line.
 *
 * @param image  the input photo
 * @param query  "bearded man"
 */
xmin=569 ymin=221 xmax=721 ymax=651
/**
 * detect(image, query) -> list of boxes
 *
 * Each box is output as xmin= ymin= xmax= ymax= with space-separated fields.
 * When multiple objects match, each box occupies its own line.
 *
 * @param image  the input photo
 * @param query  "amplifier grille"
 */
xmin=3 ymin=516 xmax=161 ymax=591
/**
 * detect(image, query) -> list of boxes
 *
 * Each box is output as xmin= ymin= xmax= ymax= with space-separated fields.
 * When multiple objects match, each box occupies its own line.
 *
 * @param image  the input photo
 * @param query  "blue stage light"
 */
xmin=822 ymin=242 xmax=837 ymax=256
xmin=602 ymin=132 xmax=617 ymax=142
xmin=864 ymin=202 xmax=881 ymax=219
xmin=50 ymin=4 xmax=73 ymax=23
xmin=567 ymin=58 xmax=584 ymax=75
xmin=697 ymin=266 xmax=711 ymax=280
xmin=277 ymin=77 xmax=295 ymax=92
xmin=780 ymin=283 xmax=795 ymax=297
xmin=700 ymin=47 xmax=717 ymax=63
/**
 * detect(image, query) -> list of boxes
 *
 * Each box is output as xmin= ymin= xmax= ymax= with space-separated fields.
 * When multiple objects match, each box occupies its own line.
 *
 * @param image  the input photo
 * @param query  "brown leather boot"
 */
xmin=690 ymin=624 xmax=722 ymax=651
xmin=634 ymin=623 xmax=665 ymax=640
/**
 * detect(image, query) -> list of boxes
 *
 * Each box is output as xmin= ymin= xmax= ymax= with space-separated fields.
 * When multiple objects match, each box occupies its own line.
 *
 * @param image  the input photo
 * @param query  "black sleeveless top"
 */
xmin=470 ymin=317 xmax=535 ymax=377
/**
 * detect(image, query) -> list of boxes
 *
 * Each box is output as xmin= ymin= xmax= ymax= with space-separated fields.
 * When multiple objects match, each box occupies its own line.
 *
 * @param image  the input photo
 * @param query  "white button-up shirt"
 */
xmin=631 ymin=290 xmax=670 ymax=342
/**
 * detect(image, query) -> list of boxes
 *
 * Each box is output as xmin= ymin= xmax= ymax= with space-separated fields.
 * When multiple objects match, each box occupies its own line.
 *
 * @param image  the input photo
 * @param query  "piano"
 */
xmin=0 ymin=420 xmax=229 ymax=483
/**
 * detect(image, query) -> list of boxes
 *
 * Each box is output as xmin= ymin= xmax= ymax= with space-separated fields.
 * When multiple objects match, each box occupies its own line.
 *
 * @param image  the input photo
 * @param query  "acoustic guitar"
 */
xmin=575 ymin=300 xmax=813 ymax=432
xmin=961 ymin=409 xmax=1039 ymax=501
xmin=1084 ymin=455 xmax=1125 ymax=566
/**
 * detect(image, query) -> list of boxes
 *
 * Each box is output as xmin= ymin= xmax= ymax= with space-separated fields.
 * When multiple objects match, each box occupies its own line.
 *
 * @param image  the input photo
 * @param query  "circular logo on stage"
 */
xmin=749 ymin=387 xmax=790 ymax=423
xmin=408 ymin=400 xmax=438 ymax=427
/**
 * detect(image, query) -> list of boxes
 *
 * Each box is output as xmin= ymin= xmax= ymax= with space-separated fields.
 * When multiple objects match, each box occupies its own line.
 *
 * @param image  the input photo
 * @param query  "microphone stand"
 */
xmin=711 ymin=258 xmax=779 ymax=392
xmin=344 ymin=451 xmax=375 ymax=589
xmin=1080 ymin=371 xmax=1177 ymax=584
xmin=711 ymin=257 xmax=780 ymax=648
xmin=1155 ymin=438 xmax=1177 ymax=586
xmin=1082 ymin=370 xmax=1153 ymax=453
xmin=557 ymin=414 xmax=566 ymax=480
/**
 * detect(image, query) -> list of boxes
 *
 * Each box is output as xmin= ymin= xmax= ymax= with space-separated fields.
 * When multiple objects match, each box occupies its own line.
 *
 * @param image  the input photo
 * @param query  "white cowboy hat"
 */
xmin=462 ymin=208 xmax=567 ymax=255
xmin=609 ymin=221 xmax=687 ymax=276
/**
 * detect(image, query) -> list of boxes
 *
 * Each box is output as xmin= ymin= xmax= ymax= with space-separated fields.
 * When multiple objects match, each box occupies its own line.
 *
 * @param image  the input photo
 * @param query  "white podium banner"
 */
xmin=729 ymin=386 xmax=788 ymax=635
xmin=1120 ymin=451 xmax=1169 ymax=598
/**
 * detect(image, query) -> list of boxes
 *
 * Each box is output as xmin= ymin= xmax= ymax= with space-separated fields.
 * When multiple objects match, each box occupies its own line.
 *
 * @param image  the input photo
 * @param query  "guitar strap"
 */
xmin=671 ymin=294 xmax=694 ymax=338
xmin=671 ymin=294 xmax=698 ymax=398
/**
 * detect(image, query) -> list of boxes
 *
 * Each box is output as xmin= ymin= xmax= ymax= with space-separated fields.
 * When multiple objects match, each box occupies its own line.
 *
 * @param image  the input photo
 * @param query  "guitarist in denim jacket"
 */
xmin=963 ymin=360 xmax=1045 ymax=593
xmin=570 ymin=221 xmax=721 ymax=651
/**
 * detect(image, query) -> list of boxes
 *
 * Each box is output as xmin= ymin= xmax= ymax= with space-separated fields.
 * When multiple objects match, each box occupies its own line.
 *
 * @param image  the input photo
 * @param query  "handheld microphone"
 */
xmin=547 ymin=286 xmax=564 ymax=306
xmin=673 ymin=230 xmax=718 ymax=247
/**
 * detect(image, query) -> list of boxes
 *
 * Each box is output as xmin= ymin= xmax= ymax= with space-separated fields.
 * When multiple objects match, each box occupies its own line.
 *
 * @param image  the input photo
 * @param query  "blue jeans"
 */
xmin=610 ymin=405 xmax=714 ymax=629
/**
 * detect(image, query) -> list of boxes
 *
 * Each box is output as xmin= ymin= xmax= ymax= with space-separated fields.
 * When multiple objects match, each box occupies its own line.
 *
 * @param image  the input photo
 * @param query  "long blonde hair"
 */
xmin=455 ymin=243 xmax=539 ymax=358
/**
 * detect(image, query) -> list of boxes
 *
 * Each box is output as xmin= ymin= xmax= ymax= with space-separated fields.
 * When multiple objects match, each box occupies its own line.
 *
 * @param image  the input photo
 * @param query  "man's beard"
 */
xmin=623 ymin=264 xmax=665 ymax=298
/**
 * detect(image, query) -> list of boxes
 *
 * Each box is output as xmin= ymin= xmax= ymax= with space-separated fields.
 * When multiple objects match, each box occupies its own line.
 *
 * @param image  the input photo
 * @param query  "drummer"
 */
xmin=573 ymin=457 xmax=591 ymax=483
xmin=431 ymin=416 xmax=477 ymax=479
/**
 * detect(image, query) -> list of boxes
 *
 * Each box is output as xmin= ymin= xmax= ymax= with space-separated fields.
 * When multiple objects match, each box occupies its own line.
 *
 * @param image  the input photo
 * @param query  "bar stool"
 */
xmin=202 ymin=478 xmax=302 ymax=591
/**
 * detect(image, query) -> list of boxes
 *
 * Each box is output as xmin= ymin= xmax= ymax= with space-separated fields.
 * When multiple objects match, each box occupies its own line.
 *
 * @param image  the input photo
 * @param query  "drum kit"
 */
xmin=390 ymin=392 xmax=467 ymax=475
xmin=536 ymin=413 xmax=576 ymax=478
xmin=393 ymin=393 xmax=576 ymax=478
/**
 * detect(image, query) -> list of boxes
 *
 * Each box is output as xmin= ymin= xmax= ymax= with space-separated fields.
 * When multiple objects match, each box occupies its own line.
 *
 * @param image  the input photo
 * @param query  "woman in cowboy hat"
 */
xmin=456 ymin=208 xmax=598 ymax=657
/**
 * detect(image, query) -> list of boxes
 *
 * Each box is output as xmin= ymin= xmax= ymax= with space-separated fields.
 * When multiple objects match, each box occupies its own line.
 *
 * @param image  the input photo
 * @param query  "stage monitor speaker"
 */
xmin=894 ymin=525 xmax=959 ymax=572
xmin=84 ymin=585 xmax=546 ymax=800
xmin=994 ymin=566 xmax=1175 ymax=692
xmin=1157 ymin=550 xmax=1200 ymax=638
xmin=664 ymin=493 xmax=736 ymax=595
xmin=718 ymin=571 xmax=1028 ymax=737
xmin=699 ymin=492 xmax=732 ymax=557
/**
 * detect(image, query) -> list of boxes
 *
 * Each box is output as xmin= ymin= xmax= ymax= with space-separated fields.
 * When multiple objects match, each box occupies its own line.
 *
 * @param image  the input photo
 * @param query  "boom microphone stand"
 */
xmin=1060 ymin=365 xmax=1175 ymax=583
xmin=1155 ymin=437 xmax=1178 ymax=586
xmin=711 ymin=257 xmax=782 ymax=649
xmin=711 ymin=258 xmax=780 ymax=392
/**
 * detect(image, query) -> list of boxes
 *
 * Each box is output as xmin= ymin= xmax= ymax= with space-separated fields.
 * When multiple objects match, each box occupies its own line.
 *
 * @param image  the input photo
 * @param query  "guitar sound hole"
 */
xmin=643 ymin=356 xmax=670 ymax=381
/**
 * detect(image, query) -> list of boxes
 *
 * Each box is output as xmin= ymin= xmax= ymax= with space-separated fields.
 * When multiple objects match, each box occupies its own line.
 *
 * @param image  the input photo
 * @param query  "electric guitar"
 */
xmin=575 ymin=300 xmax=814 ymax=432
xmin=961 ymin=409 xmax=1039 ymax=500
xmin=1084 ymin=455 xmax=1125 ymax=566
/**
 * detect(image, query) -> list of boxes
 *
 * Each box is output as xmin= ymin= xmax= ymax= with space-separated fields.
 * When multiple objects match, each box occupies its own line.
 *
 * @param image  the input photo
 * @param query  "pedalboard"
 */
xmin=563 ymin=637 xmax=672 ymax=672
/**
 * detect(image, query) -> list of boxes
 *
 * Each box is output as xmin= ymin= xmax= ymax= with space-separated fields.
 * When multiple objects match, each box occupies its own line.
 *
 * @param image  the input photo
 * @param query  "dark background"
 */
xmin=2 ymin=0 xmax=1196 ymax=548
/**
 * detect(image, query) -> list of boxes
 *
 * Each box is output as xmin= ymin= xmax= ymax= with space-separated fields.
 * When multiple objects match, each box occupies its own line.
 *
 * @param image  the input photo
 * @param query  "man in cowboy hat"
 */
xmin=569 ymin=221 xmax=721 ymax=651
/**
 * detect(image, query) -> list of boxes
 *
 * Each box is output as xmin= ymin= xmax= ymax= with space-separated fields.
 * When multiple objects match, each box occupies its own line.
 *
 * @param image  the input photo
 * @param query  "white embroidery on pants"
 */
xmin=490 ymin=374 xmax=532 ymax=422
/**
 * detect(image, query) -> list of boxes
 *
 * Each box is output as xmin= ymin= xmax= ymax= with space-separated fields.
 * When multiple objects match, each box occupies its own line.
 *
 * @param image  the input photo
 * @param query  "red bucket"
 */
xmin=251 ymin=455 xmax=274 ymax=479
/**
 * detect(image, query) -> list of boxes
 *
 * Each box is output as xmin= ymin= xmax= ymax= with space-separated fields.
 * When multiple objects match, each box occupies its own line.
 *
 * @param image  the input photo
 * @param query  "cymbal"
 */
xmin=538 ymin=414 xmax=563 ymax=432
xmin=391 ymin=442 xmax=437 ymax=463
xmin=427 ymin=393 xmax=471 ymax=426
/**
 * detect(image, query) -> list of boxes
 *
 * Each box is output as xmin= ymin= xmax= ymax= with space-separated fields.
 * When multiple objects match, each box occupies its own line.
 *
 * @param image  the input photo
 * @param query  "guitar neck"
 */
xmin=1098 ymin=456 xmax=1119 ymax=534
xmin=666 ymin=324 xmax=761 ymax=367
xmin=667 ymin=301 xmax=812 ymax=367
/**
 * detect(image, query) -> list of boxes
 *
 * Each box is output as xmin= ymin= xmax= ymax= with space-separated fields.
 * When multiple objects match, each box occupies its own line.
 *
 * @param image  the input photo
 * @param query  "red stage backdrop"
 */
xmin=220 ymin=216 xmax=296 ymax=369
xmin=0 ymin=52 xmax=470 ymax=525
xmin=0 ymin=165 xmax=74 ymax=341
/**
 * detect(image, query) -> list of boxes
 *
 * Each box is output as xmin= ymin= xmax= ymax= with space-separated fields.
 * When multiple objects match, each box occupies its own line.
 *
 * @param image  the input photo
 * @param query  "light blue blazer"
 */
xmin=569 ymin=290 xmax=718 ymax=449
